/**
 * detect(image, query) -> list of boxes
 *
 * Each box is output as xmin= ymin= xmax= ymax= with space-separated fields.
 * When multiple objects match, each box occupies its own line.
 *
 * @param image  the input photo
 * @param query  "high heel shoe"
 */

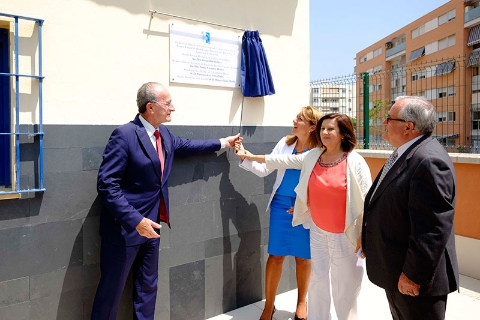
xmin=259 ymin=306 xmax=276 ymax=320
xmin=294 ymin=302 xmax=307 ymax=320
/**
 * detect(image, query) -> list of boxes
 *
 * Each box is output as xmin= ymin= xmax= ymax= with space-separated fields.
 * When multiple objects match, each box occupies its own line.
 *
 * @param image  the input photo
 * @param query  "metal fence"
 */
xmin=311 ymin=56 xmax=480 ymax=153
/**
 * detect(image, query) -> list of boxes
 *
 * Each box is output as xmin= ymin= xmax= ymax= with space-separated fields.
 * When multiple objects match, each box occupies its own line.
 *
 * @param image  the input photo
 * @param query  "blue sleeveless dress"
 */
xmin=267 ymin=149 xmax=311 ymax=259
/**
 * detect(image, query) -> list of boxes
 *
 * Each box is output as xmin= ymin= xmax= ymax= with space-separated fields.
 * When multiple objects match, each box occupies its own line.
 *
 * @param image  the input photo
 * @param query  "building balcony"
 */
xmin=465 ymin=5 xmax=480 ymax=27
xmin=385 ymin=42 xmax=406 ymax=60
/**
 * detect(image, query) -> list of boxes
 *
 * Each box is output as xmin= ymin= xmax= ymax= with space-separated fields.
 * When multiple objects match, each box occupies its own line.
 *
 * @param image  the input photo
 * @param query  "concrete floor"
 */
xmin=207 ymin=274 xmax=480 ymax=320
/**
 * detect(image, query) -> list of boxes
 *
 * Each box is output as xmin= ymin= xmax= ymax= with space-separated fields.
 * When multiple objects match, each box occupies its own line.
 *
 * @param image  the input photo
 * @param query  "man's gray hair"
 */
xmin=136 ymin=82 xmax=161 ymax=113
xmin=395 ymin=96 xmax=436 ymax=134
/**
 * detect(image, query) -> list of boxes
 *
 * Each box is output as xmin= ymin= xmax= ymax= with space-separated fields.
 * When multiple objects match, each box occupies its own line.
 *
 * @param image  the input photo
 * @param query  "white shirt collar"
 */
xmin=138 ymin=114 xmax=157 ymax=137
xmin=396 ymin=135 xmax=423 ymax=159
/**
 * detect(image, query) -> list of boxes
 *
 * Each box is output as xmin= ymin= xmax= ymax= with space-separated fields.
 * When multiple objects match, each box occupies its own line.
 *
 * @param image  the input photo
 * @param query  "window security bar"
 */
xmin=0 ymin=12 xmax=45 ymax=195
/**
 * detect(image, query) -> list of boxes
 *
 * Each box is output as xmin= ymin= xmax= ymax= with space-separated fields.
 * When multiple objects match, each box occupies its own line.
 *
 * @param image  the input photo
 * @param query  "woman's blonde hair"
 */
xmin=285 ymin=106 xmax=322 ymax=148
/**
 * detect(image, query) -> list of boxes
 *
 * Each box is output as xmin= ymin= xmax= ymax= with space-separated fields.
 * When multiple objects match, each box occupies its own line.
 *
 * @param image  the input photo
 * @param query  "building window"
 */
xmin=438 ymin=34 xmax=456 ymax=51
xmin=412 ymin=91 xmax=426 ymax=97
xmin=438 ymin=9 xmax=455 ymax=25
xmin=373 ymin=47 xmax=382 ymax=57
xmin=412 ymin=25 xmax=425 ymax=39
xmin=312 ymin=88 xmax=319 ymax=94
xmin=371 ymin=65 xmax=382 ymax=74
xmin=426 ymin=86 xmax=455 ymax=99
xmin=473 ymin=111 xmax=480 ymax=129
xmin=437 ymin=111 xmax=455 ymax=122
xmin=412 ymin=69 xmax=427 ymax=81
xmin=0 ymin=14 xmax=45 ymax=195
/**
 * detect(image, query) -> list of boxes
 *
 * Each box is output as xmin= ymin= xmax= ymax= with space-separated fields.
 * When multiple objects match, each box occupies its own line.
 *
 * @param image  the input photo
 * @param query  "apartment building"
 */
xmin=356 ymin=0 xmax=480 ymax=152
xmin=310 ymin=82 xmax=356 ymax=118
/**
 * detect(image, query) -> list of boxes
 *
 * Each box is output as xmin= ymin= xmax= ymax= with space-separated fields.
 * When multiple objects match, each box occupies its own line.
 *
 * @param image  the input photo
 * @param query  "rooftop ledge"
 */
xmin=357 ymin=149 xmax=480 ymax=164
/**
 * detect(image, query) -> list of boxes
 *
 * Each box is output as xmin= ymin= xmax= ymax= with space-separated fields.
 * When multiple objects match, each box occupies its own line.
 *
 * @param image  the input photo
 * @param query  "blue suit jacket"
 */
xmin=97 ymin=114 xmax=221 ymax=246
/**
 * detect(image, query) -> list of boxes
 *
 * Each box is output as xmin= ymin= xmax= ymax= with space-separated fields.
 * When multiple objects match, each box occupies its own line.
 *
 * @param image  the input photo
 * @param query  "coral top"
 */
xmin=308 ymin=158 xmax=347 ymax=233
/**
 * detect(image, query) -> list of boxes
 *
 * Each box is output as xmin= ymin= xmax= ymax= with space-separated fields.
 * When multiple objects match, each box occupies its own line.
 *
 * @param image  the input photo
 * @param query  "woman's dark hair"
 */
xmin=315 ymin=113 xmax=357 ymax=152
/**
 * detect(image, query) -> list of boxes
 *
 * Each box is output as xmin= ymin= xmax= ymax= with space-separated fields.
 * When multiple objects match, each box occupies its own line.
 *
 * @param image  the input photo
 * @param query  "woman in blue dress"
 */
xmin=238 ymin=106 xmax=322 ymax=320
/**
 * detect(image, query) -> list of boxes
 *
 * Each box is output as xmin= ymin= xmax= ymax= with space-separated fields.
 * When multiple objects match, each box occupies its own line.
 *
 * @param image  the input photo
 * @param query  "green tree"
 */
xmin=369 ymin=99 xmax=391 ymax=132
xmin=350 ymin=117 xmax=357 ymax=128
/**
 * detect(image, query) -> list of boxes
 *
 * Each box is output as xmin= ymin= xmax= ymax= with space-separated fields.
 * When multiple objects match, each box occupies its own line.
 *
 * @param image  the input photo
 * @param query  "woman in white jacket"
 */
xmin=239 ymin=106 xmax=321 ymax=320
xmin=237 ymin=113 xmax=372 ymax=320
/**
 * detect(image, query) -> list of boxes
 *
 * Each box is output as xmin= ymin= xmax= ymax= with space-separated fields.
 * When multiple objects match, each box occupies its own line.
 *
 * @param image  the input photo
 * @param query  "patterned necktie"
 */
xmin=372 ymin=149 xmax=398 ymax=196
xmin=153 ymin=130 xmax=164 ymax=177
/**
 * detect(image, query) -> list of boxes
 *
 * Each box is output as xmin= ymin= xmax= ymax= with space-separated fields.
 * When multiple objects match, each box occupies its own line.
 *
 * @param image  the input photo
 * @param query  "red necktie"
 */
xmin=154 ymin=129 xmax=169 ymax=225
xmin=154 ymin=130 xmax=165 ymax=177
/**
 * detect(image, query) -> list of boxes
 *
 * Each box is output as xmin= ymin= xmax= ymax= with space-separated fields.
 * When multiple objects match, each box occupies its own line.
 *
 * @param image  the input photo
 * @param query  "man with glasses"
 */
xmin=91 ymin=82 xmax=241 ymax=320
xmin=361 ymin=96 xmax=458 ymax=320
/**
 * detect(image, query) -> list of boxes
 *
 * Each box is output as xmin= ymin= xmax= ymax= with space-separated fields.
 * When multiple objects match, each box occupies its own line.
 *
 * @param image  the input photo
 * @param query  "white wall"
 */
xmin=1 ymin=0 xmax=309 ymax=127
xmin=456 ymin=235 xmax=480 ymax=280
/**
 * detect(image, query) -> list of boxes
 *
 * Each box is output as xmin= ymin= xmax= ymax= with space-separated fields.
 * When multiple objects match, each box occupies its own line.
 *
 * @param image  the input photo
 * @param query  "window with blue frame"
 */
xmin=0 ymin=13 xmax=45 ymax=196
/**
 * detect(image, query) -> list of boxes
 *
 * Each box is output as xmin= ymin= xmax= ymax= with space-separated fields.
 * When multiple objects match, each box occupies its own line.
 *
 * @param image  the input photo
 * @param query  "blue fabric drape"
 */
xmin=241 ymin=30 xmax=275 ymax=97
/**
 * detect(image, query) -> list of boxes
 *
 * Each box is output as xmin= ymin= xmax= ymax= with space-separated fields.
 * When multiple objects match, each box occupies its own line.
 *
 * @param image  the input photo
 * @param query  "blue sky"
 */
xmin=310 ymin=0 xmax=450 ymax=81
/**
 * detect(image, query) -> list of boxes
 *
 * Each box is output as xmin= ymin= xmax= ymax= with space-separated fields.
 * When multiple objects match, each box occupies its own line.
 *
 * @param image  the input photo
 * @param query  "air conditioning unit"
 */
xmin=386 ymin=42 xmax=393 ymax=49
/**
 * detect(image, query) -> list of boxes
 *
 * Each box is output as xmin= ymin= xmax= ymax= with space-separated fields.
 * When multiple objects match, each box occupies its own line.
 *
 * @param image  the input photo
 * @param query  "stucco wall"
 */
xmin=2 ymin=0 xmax=309 ymax=126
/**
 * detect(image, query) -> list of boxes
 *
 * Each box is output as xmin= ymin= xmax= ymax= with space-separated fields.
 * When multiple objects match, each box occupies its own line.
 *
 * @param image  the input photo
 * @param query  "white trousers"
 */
xmin=308 ymin=224 xmax=364 ymax=320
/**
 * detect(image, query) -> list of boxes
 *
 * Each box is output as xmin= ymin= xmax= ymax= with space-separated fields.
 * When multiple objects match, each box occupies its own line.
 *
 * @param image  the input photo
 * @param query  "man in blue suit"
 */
xmin=91 ymin=82 xmax=241 ymax=319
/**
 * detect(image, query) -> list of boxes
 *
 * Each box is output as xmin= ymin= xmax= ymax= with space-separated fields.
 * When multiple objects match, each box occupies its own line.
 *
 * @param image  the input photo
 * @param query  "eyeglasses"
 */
xmin=150 ymin=101 xmax=172 ymax=107
xmin=385 ymin=116 xmax=406 ymax=124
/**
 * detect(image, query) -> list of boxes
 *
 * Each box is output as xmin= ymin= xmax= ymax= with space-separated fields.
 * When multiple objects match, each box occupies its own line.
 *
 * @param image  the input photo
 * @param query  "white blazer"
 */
xmin=239 ymin=137 xmax=297 ymax=211
xmin=265 ymin=148 xmax=372 ymax=246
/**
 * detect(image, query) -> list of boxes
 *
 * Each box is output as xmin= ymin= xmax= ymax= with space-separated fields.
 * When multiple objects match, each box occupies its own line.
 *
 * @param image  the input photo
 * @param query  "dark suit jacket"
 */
xmin=97 ymin=114 xmax=221 ymax=246
xmin=362 ymin=135 xmax=458 ymax=296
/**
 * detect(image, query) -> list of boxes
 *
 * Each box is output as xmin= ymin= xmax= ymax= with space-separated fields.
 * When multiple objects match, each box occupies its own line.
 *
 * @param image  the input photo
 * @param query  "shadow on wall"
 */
xmin=54 ymin=196 xmax=125 ymax=319
xmin=56 ymin=195 xmax=139 ymax=319
xmin=86 ymin=0 xmax=298 ymax=37
xmin=218 ymin=154 xmax=263 ymax=310
xmin=168 ymin=150 xmax=264 ymax=317
xmin=0 ymin=192 xmax=42 ymax=222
